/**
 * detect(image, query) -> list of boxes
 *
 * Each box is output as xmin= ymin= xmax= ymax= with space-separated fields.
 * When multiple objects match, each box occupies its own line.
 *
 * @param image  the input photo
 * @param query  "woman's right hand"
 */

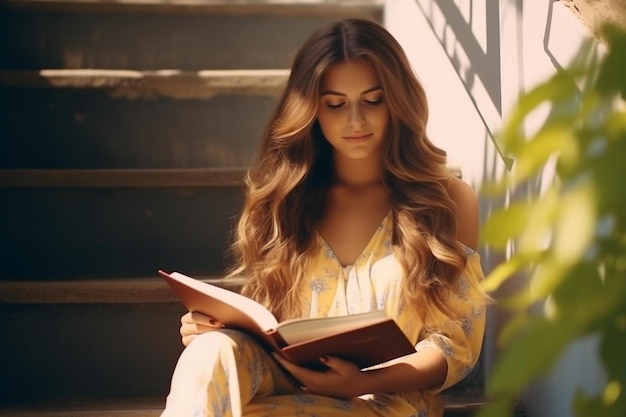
xmin=180 ymin=311 xmax=224 ymax=346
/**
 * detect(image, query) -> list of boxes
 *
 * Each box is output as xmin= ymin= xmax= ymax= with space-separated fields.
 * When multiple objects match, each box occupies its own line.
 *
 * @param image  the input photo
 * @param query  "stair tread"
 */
xmin=0 ymin=168 xmax=460 ymax=188
xmin=0 ymin=276 xmax=246 ymax=304
xmin=0 ymin=0 xmax=384 ymax=15
xmin=0 ymin=168 xmax=248 ymax=188
xmin=0 ymin=398 xmax=163 ymax=417
xmin=0 ymin=393 xmax=484 ymax=416
xmin=0 ymin=408 xmax=162 ymax=417
xmin=0 ymin=69 xmax=289 ymax=98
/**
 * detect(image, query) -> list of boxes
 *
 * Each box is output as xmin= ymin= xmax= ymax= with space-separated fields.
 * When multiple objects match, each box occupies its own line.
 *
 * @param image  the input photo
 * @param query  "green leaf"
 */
xmin=574 ymin=389 xmax=607 ymax=417
xmin=480 ymin=26 xmax=626 ymax=417
xmin=511 ymin=122 xmax=578 ymax=185
xmin=574 ymin=381 xmax=626 ymax=417
xmin=600 ymin=314 xmax=626 ymax=382
xmin=550 ymin=263 xmax=604 ymax=320
xmin=515 ymin=189 xmax=559 ymax=255
xmin=604 ymin=109 xmax=626 ymax=139
xmin=481 ymin=203 xmax=531 ymax=250
xmin=595 ymin=28 xmax=626 ymax=97
xmin=501 ymin=71 xmax=579 ymax=153
xmin=551 ymin=182 xmax=596 ymax=264
xmin=497 ymin=312 xmax=531 ymax=346
xmin=486 ymin=318 xmax=576 ymax=398
xmin=481 ymin=255 xmax=526 ymax=293
xmin=502 ymin=260 xmax=569 ymax=309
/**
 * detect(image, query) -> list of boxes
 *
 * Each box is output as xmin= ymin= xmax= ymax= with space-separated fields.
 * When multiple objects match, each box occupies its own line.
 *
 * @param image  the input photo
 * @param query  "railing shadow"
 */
xmin=414 ymin=0 xmax=502 ymax=114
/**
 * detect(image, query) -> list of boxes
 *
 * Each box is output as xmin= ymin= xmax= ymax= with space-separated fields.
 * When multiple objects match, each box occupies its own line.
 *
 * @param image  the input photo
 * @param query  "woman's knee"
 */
xmin=187 ymin=329 xmax=258 ymax=354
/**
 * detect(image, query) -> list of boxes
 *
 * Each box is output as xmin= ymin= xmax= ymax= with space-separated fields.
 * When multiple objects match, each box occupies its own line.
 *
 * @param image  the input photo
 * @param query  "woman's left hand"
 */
xmin=272 ymin=353 xmax=367 ymax=398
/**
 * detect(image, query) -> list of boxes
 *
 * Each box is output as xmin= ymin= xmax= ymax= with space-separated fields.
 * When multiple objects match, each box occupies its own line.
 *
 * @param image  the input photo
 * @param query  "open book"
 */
xmin=159 ymin=270 xmax=416 ymax=369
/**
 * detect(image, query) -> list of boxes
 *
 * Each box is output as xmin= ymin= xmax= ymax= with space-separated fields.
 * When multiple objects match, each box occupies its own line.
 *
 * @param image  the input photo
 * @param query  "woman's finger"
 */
xmin=181 ymin=311 xmax=224 ymax=327
xmin=180 ymin=322 xmax=213 ymax=336
xmin=181 ymin=334 xmax=196 ymax=347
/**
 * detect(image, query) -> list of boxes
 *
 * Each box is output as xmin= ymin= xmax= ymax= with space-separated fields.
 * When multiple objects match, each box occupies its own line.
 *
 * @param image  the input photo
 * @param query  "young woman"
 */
xmin=161 ymin=18 xmax=488 ymax=417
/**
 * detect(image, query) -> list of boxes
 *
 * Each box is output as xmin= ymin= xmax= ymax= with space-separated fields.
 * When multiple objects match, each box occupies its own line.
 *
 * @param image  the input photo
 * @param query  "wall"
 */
xmin=384 ymin=1 xmax=607 ymax=416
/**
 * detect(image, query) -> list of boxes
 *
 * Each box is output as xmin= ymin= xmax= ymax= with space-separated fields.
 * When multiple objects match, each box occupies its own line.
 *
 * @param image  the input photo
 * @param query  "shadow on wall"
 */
xmin=414 ymin=0 xmax=502 ymax=115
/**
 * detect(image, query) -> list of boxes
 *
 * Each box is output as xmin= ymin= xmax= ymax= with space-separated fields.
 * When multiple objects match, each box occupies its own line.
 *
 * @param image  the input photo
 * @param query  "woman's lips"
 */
xmin=343 ymin=133 xmax=373 ymax=142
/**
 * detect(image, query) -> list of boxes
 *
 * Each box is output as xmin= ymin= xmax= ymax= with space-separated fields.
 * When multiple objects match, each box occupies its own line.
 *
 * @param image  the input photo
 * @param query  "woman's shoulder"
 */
xmin=445 ymin=176 xmax=479 ymax=251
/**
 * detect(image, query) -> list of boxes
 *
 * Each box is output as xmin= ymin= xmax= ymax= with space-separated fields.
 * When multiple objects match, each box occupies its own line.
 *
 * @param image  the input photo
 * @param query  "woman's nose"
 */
xmin=348 ymin=106 xmax=366 ymax=128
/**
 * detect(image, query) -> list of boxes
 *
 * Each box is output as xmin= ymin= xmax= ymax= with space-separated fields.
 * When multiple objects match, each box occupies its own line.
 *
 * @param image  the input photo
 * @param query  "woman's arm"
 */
xmin=273 ymin=178 xmax=485 ymax=397
xmin=275 ymin=272 xmax=486 ymax=398
xmin=272 ymin=347 xmax=446 ymax=397
xmin=447 ymin=176 xmax=480 ymax=251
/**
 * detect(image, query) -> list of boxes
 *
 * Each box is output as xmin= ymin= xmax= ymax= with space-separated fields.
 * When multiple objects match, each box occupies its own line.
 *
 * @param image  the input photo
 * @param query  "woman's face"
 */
xmin=316 ymin=58 xmax=390 ymax=161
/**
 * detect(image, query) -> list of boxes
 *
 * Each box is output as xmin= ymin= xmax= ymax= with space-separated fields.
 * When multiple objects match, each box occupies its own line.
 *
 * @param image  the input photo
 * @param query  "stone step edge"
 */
xmin=0 ymin=408 xmax=162 ymax=417
xmin=0 ymin=276 xmax=247 ymax=304
xmin=0 ymin=0 xmax=384 ymax=16
xmin=0 ymin=393 xmax=485 ymax=417
xmin=0 ymin=168 xmax=248 ymax=188
xmin=0 ymin=69 xmax=290 ymax=99
xmin=0 ymin=167 xmax=462 ymax=188
xmin=0 ymin=398 xmax=164 ymax=417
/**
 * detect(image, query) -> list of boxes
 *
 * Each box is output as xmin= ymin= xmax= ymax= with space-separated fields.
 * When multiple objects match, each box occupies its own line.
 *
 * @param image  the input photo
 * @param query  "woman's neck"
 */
xmin=332 ymin=154 xmax=384 ymax=188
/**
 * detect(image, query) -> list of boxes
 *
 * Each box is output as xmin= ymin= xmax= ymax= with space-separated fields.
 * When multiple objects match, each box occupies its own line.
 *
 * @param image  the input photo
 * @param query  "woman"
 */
xmin=162 ymin=18 xmax=488 ymax=417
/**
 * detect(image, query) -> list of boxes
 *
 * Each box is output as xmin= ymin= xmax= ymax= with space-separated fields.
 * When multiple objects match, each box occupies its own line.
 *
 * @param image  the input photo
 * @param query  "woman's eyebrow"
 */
xmin=320 ymin=86 xmax=383 ymax=96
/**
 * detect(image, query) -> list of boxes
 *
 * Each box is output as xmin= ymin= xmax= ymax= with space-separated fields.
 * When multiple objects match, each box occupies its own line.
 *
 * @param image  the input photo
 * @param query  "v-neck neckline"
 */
xmin=317 ymin=210 xmax=391 ymax=268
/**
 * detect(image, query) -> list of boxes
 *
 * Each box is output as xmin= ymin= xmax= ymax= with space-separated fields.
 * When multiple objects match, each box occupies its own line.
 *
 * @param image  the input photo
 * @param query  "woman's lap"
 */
xmin=162 ymin=330 xmax=419 ymax=417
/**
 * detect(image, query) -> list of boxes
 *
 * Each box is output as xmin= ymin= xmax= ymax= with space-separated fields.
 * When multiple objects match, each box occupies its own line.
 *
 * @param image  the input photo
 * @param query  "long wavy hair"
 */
xmin=228 ymin=18 xmax=481 ymax=326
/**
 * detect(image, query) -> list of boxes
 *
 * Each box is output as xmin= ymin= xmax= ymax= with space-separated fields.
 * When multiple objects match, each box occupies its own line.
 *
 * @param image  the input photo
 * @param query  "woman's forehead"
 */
xmin=319 ymin=58 xmax=381 ymax=95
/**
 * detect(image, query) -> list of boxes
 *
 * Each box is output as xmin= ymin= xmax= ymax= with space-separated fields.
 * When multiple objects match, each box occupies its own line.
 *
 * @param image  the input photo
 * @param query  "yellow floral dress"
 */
xmin=161 ymin=212 xmax=486 ymax=417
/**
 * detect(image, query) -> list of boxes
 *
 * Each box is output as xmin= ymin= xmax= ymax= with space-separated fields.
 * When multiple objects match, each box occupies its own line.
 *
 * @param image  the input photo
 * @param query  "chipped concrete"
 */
xmin=0 ymin=69 xmax=290 ymax=99
xmin=562 ymin=0 xmax=626 ymax=36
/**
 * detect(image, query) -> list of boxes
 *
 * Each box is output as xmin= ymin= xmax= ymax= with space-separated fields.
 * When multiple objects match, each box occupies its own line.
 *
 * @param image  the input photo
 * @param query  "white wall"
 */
xmin=384 ymin=0 xmax=505 ymax=190
xmin=384 ymin=1 xmax=606 ymax=416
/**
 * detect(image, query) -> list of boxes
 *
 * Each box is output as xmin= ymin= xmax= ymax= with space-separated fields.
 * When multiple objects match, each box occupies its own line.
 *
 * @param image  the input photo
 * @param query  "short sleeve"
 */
xmin=415 ymin=250 xmax=487 ymax=397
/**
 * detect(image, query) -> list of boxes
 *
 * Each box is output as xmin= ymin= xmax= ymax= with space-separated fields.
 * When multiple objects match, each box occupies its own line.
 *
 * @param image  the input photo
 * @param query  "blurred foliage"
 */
xmin=477 ymin=27 xmax=626 ymax=417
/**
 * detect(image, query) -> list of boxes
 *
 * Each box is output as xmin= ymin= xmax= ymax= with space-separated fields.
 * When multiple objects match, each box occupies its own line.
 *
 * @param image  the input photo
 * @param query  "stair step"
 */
xmin=0 ymin=86 xmax=275 ymax=169
xmin=1 ymin=0 xmax=384 ymax=16
xmin=0 ymin=411 xmax=161 ymax=417
xmin=0 ymin=398 xmax=163 ymax=417
xmin=0 ymin=69 xmax=289 ymax=98
xmin=0 ymin=277 xmax=246 ymax=304
xmin=0 ymin=302 xmax=184 ymax=406
xmin=1 ymin=186 xmax=244 ymax=280
xmin=0 ymin=168 xmax=463 ymax=188
xmin=0 ymin=168 xmax=247 ymax=188
xmin=0 ymin=70 xmax=281 ymax=170
xmin=0 ymin=1 xmax=383 ymax=70
xmin=0 ymin=408 xmax=161 ymax=417
xmin=1 ymin=280 xmax=485 ymax=413
xmin=0 ymin=394 xmax=483 ymax=417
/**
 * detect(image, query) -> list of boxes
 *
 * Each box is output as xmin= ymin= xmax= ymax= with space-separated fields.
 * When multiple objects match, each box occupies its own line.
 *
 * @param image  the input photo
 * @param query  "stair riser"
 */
xmin=0 ymin=302 xmax=182 ymax=406
xmin=1 ymin=187 xmax=243 ymax=280
xmin=1 ymin=301 xmax=480 ymax=415
xmin=0 ymin=87 xmax=276 ymax=169
xmin=0 ymin=10 xmax=380 ymax=70
xmin=0 ymin=301 xmax=484 ymax=415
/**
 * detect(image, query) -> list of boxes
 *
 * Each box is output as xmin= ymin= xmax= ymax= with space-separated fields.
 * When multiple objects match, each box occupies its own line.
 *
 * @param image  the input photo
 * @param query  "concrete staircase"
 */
xmin=0 ymin=0 xmax=483 ymax=415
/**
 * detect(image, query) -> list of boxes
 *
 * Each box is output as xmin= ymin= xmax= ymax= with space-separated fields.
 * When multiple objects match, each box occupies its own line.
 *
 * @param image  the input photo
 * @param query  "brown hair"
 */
xmin=228 ymin=18 xmax=480 ymax=325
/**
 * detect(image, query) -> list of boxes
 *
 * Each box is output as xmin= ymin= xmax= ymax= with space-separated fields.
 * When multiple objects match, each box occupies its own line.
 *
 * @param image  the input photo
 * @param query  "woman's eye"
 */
xmin=364 ymin=97 xmax=383 ymax=106
xmin=326 ymin=102 xmax=346 ymax=110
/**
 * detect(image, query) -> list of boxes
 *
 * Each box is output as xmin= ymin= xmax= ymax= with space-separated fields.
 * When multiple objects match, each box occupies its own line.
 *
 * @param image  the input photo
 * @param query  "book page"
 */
xmin=276 ymin=310 xmax=388 ymax=345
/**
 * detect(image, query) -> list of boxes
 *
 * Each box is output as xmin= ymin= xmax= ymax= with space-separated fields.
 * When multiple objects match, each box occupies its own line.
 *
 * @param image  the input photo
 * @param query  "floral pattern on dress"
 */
xmin=161 ymin=211 xmax=487 ymax=417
